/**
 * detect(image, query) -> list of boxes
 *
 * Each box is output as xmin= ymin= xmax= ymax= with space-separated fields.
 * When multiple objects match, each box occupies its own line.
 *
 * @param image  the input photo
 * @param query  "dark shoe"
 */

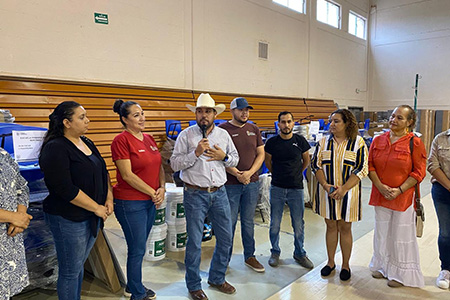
xmin=189 ymin=289 xmax=208 ymax=300
xmin=293 ymin=255 xmax=314 ymax=269
xmin=340 ymin=268 xmax=351 ymax=281
xmin=144 ymin=288 xmax=156 ymax=300
xmin=245 ymin=257 xmax=265 ymax=273
xmin=321 ymin=264 xmax=336 ymax=277
xmin=126 ymin=287 xmax=156 ymax=300
xmin=268 ymin=253 xmax=280 ymax=267
xmin=207 ymin=281 xmax=236 ymax=294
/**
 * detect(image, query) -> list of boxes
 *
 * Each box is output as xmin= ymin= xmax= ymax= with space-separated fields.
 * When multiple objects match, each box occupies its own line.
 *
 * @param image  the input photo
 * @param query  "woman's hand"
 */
xmin=330 ymin=186 xmax=348 ymax=201
xmin=377 ymin=183 xmax=396 ymax=200
xmin=10 ymin=211 xmax=33 ymax=229
xmin=153 ymin=187 xmax=165 ymax=208
xmin=105 ymin=198 xmax=114 ymax=216
xmin=7 ymin=225 xmax=25 ymax=237
xmin=323 ymin=183 xmax=335 ymax=194
xmin=385 ymin=187 xmax=402 ymax=200
xmin=94 ymin=205 xmax=109 ymax=221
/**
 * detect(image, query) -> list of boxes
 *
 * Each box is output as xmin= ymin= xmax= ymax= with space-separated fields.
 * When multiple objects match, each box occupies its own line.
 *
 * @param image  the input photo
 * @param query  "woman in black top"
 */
xmin=39 ymin=101 xmax=113 ymax=300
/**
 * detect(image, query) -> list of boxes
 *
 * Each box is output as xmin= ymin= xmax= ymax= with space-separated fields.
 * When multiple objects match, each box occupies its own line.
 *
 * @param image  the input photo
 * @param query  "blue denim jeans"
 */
xmin=225 ymin=182 xmax=259 ymax=260
xmin=183 ymin=186 xmax=232 ymax=291
xmin=114 ymin=199 xmax=156 ymax=300
xmin=269 ymin=185 xmax=306 ymax=258
xmin=432 ymin=182 xmax=450 ymax=271
xmin=45 ymin=213 xmax=99 ymax=300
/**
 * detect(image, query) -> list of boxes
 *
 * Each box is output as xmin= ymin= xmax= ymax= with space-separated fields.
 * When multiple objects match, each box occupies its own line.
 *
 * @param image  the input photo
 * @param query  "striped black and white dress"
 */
xmin=311 ymin=135 xmax=368 ymax=222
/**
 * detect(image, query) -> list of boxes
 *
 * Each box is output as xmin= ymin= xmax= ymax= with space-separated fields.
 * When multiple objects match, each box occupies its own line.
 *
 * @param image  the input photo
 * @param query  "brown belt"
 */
xmin=185 ymin=183 xmax=222 ymax=193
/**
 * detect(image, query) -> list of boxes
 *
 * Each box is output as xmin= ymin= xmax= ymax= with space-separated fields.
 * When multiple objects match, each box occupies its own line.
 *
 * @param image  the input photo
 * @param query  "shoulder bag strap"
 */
xmin=410 ymin=136 xmax=423 ymax=216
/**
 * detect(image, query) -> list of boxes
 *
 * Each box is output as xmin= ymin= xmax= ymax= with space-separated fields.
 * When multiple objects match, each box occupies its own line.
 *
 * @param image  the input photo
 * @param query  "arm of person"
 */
xmin=170 ymin=131 xmax=203 ymax=172
xmin=40 ymin=141 xmax=108 ymax=220
xmin=70 ymin=190 xmax=108 ymax=221
xmin=332 ymin=174 xmax=361 ymax=199
xmin=264 ymin=152 xmax=273 ymax=173
xmin=390 ymin=137 xmax=427 ymax=199
xmin=237 ymin=145 xmax=265 ymax=184
xmin=105 ymin=174 xmax=114 ymax=215
xmin=154 ymin=164 xmax=166 ymax=206
xmin=311 ymin=138 xmax=333 ymax=192
xmin=6 ymin=204 xmax=32 ymax=237
xmin=115 ymin=159 xmax=157 ymax=199
xmin=427 ymin=135 xmax=450 ymax=190
xmin=0 ymin=208 xmax=32 ymax=236
xmin=332 ymin=139 xmax=369 ymax=199
xmin=206 ymin=133 xmax=239 ymax=167
xmin=7 ymin=155 xmax=32 ymax=236
xmin=430 ymin=168 xmax=450 ymax=190
xmin=368 ymin=170 xmax=396 ymax=200
xmin=226 ymin=167 xmax=241 ymax=177
xmin=314 ymin=169 xmax=333 ymax=193
xmin=301 ymin=150 xmax=310 ymax=173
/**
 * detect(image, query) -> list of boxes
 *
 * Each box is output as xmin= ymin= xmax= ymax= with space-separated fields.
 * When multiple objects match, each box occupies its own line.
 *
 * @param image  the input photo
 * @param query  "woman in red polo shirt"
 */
xmin=112 ymin=99 xmax=165 ymax=300
xmin=368 ymin=105 xmax=426 ymax=288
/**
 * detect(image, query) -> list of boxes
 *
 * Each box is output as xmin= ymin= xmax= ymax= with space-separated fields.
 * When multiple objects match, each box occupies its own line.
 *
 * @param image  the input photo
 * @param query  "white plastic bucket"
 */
xmin=153 ymin=198 xmax=167 ymax=226
xmin=165 ymin=182 xmax=177 ymax=189
xmin=165 ymin=187 xmax=185 ymax=223
xmin=167 ymin=220 xmax=187 ymax=252
xmin=145 ymin=223 xmax=167 ymax=261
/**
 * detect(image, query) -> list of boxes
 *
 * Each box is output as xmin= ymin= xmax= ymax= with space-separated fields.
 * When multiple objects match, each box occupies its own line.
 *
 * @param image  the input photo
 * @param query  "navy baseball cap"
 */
xmin=230 ymin=97 xmax=253 ymax=110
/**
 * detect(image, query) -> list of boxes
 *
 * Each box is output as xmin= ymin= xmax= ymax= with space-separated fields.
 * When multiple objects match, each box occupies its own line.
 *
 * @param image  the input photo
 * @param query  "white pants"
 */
xmin=369 ymin=203 xmax=424 ymax=287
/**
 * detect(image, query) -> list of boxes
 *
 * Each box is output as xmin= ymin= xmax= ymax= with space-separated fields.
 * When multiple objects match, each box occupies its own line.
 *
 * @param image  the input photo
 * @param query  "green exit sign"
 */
xmin=94 ymin=13 xmax=108 ymax=25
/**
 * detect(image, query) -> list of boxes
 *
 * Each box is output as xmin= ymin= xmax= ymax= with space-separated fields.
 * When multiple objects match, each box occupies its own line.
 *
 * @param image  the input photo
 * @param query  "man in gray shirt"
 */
xmin=171 ymin=93 xmax=239 ymax=300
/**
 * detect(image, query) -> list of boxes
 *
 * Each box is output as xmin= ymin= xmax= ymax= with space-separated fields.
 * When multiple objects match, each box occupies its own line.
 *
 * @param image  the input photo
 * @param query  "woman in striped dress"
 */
xmin=311 ymin=109 xmax=368 ymax=281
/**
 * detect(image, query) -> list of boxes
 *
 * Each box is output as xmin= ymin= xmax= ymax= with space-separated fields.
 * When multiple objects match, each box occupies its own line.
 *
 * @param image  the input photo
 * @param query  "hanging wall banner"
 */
xmin=12 ymin=130 xmax=46 ymax=162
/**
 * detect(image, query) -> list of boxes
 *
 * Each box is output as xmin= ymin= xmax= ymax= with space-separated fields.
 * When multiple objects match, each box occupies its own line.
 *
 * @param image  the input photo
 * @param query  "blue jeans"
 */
xmin=183 ymin=186 xmax=232 ymax=291
xmin=225 ymin=182 xmax=259 ymax=260
xmin=45 ymin=213 xmax=99 ymax=300
xmin=269 ymin=185 xmax=306 ymax=258
xmin=432 ymin=182 xmax=450 ymax=271
xmin=114 ymin=199 xmax=156 ymax=300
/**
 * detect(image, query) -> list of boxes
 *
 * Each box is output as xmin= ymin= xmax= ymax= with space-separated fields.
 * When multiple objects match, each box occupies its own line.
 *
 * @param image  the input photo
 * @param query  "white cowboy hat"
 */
xmin=186 ymin=93 xmax=226 ymax=115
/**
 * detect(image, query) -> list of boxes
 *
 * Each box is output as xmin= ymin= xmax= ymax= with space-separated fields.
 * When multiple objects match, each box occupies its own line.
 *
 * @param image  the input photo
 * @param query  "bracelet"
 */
xmin=398 ymin=186 xmax=403 ymax=193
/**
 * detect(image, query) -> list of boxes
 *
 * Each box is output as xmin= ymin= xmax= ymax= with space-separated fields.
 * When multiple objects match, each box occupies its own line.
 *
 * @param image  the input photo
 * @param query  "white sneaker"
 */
xmin=436 ymin=270 xmax=450 ymax=289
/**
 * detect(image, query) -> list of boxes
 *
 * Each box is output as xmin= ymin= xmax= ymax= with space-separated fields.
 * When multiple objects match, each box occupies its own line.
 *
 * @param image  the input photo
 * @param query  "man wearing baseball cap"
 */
xmin=219 ymin=97 xmax=265 ymax=273
xmin=171 ymin=93 xmax=239 ymax=300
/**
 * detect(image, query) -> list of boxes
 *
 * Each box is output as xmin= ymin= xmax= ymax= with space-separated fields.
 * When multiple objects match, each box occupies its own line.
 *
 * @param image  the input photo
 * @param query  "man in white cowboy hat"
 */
xmin=219 ymin=97 xmax=266 ymax=273
xmin=170 ymin=93 xmax=239 ymax=300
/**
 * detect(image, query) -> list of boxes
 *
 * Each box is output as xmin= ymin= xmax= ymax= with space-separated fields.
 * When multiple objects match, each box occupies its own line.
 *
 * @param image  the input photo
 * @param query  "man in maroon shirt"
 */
xmin=219 ymin=97 xmax=265 ymax=273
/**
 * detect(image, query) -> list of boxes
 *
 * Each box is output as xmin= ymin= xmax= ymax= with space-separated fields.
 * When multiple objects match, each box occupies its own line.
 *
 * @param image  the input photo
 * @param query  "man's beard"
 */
xmin=281 ymin=127 xmax=293 ymax=135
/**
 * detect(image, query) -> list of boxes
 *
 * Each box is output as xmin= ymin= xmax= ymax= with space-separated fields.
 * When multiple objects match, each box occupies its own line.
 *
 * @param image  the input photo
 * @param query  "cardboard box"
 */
xmin=85 ymin=230 xmax=122 ymax=293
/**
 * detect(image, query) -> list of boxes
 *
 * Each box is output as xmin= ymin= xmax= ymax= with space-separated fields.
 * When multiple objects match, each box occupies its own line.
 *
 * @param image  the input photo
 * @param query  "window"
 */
xmin=273 ymin=0 xmax=305 ymax=14
xmin=349 ymin=11 xmax=366 ymax=39
xmin=317 ymin=0 xmax=340 ymax=29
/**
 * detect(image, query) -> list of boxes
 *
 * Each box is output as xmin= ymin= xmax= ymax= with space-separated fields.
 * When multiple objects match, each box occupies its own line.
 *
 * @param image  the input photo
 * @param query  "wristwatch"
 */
xmin=222 ymin=154 xmax=229 ymax=162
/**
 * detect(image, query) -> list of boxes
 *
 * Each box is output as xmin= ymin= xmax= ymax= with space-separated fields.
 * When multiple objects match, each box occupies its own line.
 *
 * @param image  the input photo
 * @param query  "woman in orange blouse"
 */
xmin=368 ymin=105 xmax=427 ymax=288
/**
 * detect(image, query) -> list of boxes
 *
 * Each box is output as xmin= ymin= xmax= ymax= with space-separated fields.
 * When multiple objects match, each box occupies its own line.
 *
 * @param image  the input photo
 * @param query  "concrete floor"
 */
xmin=14 ymin=175 xmax=434 ymax=299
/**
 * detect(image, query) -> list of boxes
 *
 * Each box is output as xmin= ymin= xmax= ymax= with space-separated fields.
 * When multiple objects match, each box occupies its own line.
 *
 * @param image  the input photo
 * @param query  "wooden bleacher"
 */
xmin=0 ymin=76 xmax=337 ymax=182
